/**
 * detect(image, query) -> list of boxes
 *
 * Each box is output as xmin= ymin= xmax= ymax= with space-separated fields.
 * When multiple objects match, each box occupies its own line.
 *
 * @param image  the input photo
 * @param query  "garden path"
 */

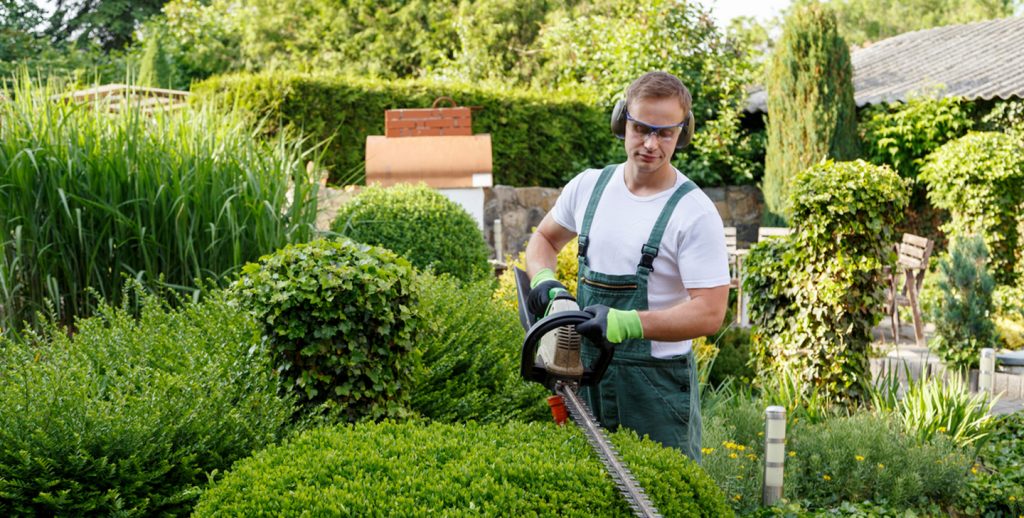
xmin=871 ymin=322 xmax=1024 ymax=415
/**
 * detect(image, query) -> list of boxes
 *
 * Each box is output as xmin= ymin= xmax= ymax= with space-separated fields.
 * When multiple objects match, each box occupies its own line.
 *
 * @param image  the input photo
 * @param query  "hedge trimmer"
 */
xmin=514 ymin=267 xmax=661 ymax=518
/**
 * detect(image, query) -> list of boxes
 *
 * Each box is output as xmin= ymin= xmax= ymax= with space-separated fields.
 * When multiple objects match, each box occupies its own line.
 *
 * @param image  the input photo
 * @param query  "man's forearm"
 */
xmin=525 ymin=233 xmax=559 ymax=279
xmin=637 ymin=286 xmax=729 ymax=341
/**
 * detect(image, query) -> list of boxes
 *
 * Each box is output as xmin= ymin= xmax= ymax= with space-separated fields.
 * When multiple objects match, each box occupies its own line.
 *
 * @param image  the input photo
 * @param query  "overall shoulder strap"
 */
xmin=638 ymin=180 xmax=698 ymax=272
xmin=578 ymin=164 xmax=619 ymax=259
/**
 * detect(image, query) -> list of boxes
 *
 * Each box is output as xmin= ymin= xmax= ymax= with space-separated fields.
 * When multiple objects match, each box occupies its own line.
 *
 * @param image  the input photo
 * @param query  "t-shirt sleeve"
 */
xmin=551 ymin=170 xmax=589 ymax=234
xmin=678 ymin=210 xmax=731 ymax=289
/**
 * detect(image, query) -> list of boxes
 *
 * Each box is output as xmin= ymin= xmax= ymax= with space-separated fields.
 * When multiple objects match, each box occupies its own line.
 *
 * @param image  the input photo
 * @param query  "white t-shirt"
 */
xmin=552 ymin=164 xmax=730 ymax=358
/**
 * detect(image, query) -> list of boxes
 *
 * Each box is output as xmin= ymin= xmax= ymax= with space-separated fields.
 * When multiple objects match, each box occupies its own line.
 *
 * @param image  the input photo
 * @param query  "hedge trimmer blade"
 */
xmin=556 ymin=381 xmax=662 ymax=518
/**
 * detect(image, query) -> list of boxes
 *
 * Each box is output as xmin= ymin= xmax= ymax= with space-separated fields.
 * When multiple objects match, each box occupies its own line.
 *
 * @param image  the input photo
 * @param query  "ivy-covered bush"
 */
xmin=929 ymin=236 xmax=999 ymax=370
xmin=193 ymin=421 xmax=733 ymax=517
xmin=958 ymin=410 xmax=1024 ymax=516
xmin=0 ymin=287 xmax=296 ymax=516
xmin=331 ymin=184 xmax=492 ymax=284
xmin=744 ymin=160 xmax=909 ymax=404
xmin=192 ymin=72 xmax=614 ymax=187
xmin=920 ymin=131 xmax=1024 ymax=285
xmin=410 ymin=272 xmax=549 ymax=423
xmin=232 ymin=238 xmax=421 ymax=421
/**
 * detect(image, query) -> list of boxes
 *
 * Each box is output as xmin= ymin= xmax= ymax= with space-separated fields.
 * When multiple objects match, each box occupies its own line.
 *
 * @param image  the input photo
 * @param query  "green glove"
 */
xmin=527 ymin=268 xmax=570 ymax=318
xmin=577 ymin=304 xmax=644 ymax=344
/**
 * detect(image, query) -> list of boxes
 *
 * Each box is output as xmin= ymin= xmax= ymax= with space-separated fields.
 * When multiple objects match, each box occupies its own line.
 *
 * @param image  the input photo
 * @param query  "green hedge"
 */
xmin=0 ymin=287 xmax=296 ymax=516
xmin=193 ymin=421 xmax=733 ymax=517
xmin=410 ymin=272 xmax=549 ymax=423
xmin=192 ymin=72 xmax=618 ymax=187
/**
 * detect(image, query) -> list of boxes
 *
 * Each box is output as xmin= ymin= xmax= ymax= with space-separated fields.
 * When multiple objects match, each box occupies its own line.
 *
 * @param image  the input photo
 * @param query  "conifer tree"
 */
xmin=763 ymin=2 xmax=858 ymax=224
xmin=138 ymin=31 xmax=174 ymax=88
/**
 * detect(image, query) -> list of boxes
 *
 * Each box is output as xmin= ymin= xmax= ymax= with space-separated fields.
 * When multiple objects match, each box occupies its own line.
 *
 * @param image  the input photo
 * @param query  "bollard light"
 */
xmin=493 ymin=218 xmax=504 ymax=261
xmin=763 ymin=405 xmax=786 ymax=506
xmin=979 ymin=348 xmax=995 ymax=395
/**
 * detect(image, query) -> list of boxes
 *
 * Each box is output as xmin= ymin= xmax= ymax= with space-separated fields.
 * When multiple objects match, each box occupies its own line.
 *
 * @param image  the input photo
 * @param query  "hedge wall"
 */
xmin=191 ymin=72 xmax=619 ymax=187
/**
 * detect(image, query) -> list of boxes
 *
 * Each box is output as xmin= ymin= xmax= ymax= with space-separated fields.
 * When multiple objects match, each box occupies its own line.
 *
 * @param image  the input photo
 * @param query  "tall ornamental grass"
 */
xmin=0 ymin=78 xmax=318 ymax=331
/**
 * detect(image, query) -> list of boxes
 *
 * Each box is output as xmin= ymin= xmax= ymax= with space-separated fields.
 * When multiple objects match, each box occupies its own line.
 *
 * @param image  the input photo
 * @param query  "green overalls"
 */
xmin=577 ymin=164 xmax=702 ymax=462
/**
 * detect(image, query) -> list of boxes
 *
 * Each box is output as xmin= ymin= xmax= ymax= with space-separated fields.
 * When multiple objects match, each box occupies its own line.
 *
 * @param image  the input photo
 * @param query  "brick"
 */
xmin=413 ymin=127 xmax=443 ymax=136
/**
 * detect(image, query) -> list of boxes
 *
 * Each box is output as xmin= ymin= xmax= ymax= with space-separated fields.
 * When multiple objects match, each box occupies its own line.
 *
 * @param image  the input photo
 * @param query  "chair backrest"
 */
xmin=724 ymin=226 xmax=737 ymax=255
xmin=897 ymin=233 xmax=934 ymax=272
xmin=757 ymin=226 xmax=792 ymax=241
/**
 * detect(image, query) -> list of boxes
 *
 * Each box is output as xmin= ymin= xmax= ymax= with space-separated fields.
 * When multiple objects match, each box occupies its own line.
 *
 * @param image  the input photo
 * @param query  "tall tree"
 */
xmin=46 ymin=0 xmax=168 ymax=50
xmin=821 ymin=0 xmax=1020 ymax=47
xmin=762 ymin=2 xmax=858 ymax=224
xmin=1 ymin=0 xmax=46 ymax=61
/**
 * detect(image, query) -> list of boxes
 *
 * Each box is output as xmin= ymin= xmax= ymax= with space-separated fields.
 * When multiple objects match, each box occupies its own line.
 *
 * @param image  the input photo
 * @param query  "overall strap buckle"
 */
xmin=639 ymin=244 xmax=659 ymax=271
xmin=578 ymin=235 xmax=590 ymax=258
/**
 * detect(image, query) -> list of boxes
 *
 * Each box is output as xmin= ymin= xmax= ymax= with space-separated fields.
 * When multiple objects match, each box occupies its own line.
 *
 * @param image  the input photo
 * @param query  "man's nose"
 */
xmin=642 ymin=132 xmax=659 ymax=149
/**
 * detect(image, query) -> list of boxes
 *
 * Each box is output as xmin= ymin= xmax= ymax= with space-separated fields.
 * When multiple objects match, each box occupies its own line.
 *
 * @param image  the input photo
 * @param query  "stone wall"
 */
xmin=483 ymin=184 xmax=765 ymax=259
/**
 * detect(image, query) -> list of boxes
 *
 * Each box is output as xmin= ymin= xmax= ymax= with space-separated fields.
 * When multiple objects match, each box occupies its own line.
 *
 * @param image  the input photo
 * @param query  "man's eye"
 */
xmin=657 ymin=128 xmax=676 ymax=139
xmin=631 ymin=122 xmax=648 ymax=134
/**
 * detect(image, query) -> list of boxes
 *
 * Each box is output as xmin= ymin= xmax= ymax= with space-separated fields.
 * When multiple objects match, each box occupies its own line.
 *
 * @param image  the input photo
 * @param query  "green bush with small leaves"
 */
xmin=193 ymin=421 xmax=734 ymax=517
xmin=0 ymin=286 xmax=296 ymax=516
xmin=745 ymin=160 xmax=909 ymax=404
xmin=410 ymin=271 xmax=549 ymax=423
xmin=929 ymin=236 xmax=999 ymax=371
xmin=920 ymin=131 xmax=1024 ymax=285
xmin=332 ymin=184 xmax=492 ymax=284
xmin=707 ymin=326 xmax=755 ymax=388
xmin=232 ymin=237 xmax=421 ymax=421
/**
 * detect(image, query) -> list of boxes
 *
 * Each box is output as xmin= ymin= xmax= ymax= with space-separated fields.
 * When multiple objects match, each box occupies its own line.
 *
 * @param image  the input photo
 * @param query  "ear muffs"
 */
xmin=610 ymin=98 xmax=695 ymax=151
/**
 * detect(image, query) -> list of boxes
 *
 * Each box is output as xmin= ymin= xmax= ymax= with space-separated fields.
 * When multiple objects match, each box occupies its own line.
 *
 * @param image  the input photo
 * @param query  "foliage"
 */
xmin=701 ymin=394 xmax=767 ymax=514
xmin=819 ymin=0 xmax=1021 ymax=47
xmin=763 ymin=2 xmax=859 ymax=224
xmin=0 ymin=286 xmax=296 ymax=516
xmin=45 ymin=0 xmax=169 ymax=50
xmin=137 ymin=0 xmax=244 ymax=87
xmin=192 ymin=72 xmax=615 ymax=187
xmin=994 ymin=283 xmax=1024 ymax=349
xmin=784 ymin=413 xmax=969 ymax=510
xmin=892 ymin=373 xmax=998 ymax=450
xmin=193 ymin=420 xmax=733 ymax=517
xmin=331 ymin=184 xmax=492 ymax=284
xmin=0 ymin=78 xmax=317 ymax=332
xmin=707 ymin=325 xmax=755 ymax=388
xmin=860 ymin=95 xmax=974 ymax=181
xmin=137 ymin=28 xmax=176 ymax=88
xmin=232 ymin=238 xmax=421 ymax=422
xmin=409 ymin=271 xmax=549 ymax=423
xmin=493 ymin=238 xmax=580 ymax=314
xmin=928 ymin=236 xmax=999 ymax=370
xmin=745 ymin=160 xmax=909 ymax=405
xmin=920 ymin=131 xmax=1024 ymax=284
xmin=957 ymin=410 xmax=1024 ymax=516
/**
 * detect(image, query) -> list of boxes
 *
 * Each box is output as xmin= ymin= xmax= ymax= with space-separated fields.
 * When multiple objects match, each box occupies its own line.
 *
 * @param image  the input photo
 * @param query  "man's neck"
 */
xmin=623 ymin=161 xmax=677 ymax=196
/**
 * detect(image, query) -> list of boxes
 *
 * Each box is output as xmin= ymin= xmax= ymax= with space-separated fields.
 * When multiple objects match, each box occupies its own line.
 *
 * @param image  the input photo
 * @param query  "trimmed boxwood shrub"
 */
xmin=332 ymin=184 xmax=492 ymax=283
xmin=410 ymin=271 xmax=549 ymax=423
xmin=920 ymin=131 xmax=1024 ymax=285
xmin=0 ymin=287 xmax=296 ymax=516
xmin=232 ymin=237 xmax=421 ymax=421
xmin=192 ymin=421 xmax=733 ymax=517
xmin=191 ymin=72 xmax=616 ymax=187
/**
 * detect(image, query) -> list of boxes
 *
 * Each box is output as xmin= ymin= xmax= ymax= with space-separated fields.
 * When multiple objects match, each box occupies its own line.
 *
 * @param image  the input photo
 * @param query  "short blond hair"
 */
xmin=626 ymin=71 xmax=692 ymax=113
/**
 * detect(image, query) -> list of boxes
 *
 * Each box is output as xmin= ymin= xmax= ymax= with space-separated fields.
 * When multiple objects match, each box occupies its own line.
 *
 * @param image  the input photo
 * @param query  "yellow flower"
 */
xmin=938 ymin=426 xmax=947 ymax=433
xmin=737 ymin=444 xmax=747 ymax=452
xmin=823 ymin=474 xmax=832 ymax=481
xmin=733 ymin=494 xmax=742 ymax=501
xmin=701 ymin=447 xmax=715 ymax=455
xmin=972 ymin=466 xmax=978 ymax=475
xmin=788 ymin=451 xmax=796 ymax=457
xmin=855 ymin=455 xmax=865 ymax=462
xmin=736 ymin=475 xmax=744 ymax=480
xmin=747 ymin=453 xmax=758 ymax=461
xmin=758 ymin=431 xmax=764 ymax=437
xmin=1010 ymin=496 xmax=1017 ymax=503
xmin=729 ymin=453 xmax=739 ymax=459
xmin=877 ymin=463 xmax=885 ymax=469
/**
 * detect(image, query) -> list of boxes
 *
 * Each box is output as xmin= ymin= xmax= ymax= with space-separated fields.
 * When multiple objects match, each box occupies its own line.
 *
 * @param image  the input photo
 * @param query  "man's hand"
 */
xmin=527 ymin=268 xmax=570 ymax=319
xmin=577 ymin=304 xmax=644 ymax=344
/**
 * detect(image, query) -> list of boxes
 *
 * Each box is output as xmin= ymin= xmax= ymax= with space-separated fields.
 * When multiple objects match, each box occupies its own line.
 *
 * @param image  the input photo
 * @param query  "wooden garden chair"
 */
xmin=886 ymin=233 xmax=934 ymax=347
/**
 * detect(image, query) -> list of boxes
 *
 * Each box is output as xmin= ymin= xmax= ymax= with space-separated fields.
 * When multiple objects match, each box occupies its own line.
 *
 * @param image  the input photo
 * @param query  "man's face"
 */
xmin=624 ymin=96 xmax=687 ymax=177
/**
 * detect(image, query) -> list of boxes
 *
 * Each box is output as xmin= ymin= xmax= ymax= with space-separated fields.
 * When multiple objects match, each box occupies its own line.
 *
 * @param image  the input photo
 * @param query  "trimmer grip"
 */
xmin=520 ymin=311 xmax=614 ymax=388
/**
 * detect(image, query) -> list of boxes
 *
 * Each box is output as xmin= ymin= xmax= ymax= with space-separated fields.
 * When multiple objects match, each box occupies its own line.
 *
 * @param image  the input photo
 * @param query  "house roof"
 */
xmin=745 ymin=16 xmax=1024 ymax=113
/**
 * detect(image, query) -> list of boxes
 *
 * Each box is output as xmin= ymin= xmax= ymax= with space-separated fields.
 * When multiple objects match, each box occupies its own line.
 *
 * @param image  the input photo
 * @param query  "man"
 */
xmin=524 ymin=71 xmax=729 ymax=462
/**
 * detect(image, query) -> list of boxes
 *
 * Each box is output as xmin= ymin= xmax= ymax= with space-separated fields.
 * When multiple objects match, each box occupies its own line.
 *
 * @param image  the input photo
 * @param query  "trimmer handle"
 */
xmin=519 ymin=310 xmax=614 ymax=389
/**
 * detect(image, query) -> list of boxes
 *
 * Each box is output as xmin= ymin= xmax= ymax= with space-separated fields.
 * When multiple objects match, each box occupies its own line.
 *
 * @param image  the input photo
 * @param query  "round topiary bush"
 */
xmin=331 ymin=184 xmax=492 ymax=283
xmin=193 ymin=421 xmax=733 ymax=517
xmin=232 ymin=237 xmax=421 ymax=421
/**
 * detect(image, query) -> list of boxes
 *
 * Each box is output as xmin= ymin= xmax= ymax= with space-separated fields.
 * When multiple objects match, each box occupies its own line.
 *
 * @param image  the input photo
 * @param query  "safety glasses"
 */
xmin=625 ymin=111 xmax=688 ymax=142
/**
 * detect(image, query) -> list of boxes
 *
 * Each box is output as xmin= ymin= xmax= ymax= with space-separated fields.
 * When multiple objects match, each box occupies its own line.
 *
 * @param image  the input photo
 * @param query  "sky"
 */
xmin=709 ymin=0 xmax=793 ymax=26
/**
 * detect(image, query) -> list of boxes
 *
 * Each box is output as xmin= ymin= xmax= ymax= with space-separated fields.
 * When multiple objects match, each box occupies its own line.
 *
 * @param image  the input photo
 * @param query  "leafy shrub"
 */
xmin=493 ymin=237 xmax=579 ymax=314
xmin=192 ymin=72 xmax=614 ymax=187
xmin=331 ymin=184 xmax=492 ymax=283
xmin=410 ymin=272 xmax=549 ymax=423
xmin=0 ymin=287 xmax=296 ymax=516
xmin=701 ymin=395 xmax=768 ymax=514
xmin=745 ymin=160 xmax=909 ymax=404
xmin=929 ymin=236 xmax=999 ymax=371
xmin=707 ymin=326 xmax=755 ymax=388
xmin=193 ymin=421 xmax=733 ymax=517
xmin=958 ymin=411 xmax=1024 ymax=516
xmin=920 ymin=131 xmax=1024 ymax=284
xmin=994 ymin=283 xmax=1024 ymax=349
xmin=785 ymin=413 xmax=969 ymax=510
xmin=232 ymin=238 xmax=421 ymax=421
xmin=763 ymin=2 xmax=859 ymax=224
xmin=0 ymin=78 xmax=317 ymax=332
